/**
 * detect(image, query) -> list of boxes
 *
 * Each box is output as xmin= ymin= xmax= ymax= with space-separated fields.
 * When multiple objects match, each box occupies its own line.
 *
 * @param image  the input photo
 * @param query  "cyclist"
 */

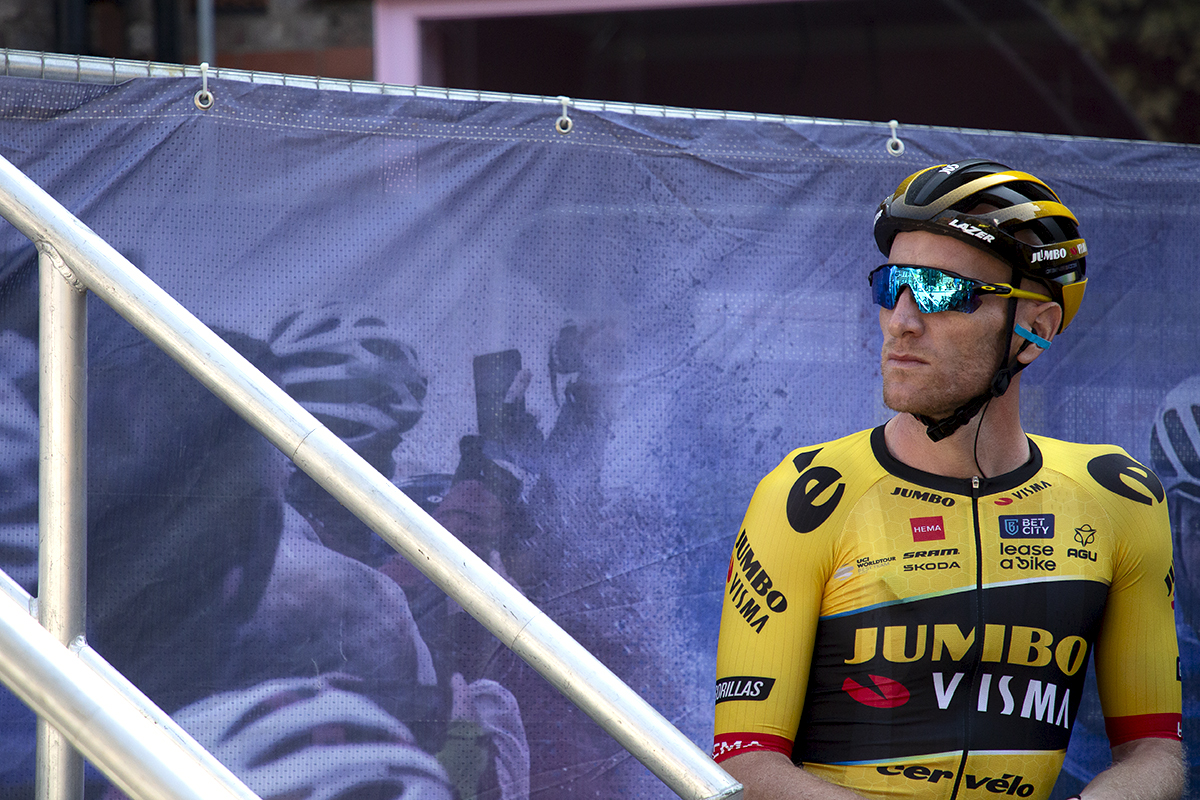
xmin=713 ymin=160 xmax=1183 ymax=800
xmin=1150 ymin=375 xmax=1200 ymax=792
xmin=267 ymin=302 xmax=427 ymax=566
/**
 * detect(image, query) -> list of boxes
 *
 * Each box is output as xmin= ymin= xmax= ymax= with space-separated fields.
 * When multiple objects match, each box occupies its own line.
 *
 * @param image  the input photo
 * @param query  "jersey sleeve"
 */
xmin=1089 ymin=452 xmax=1182 ymax=746
xmin=712 ymin=443 xmax=853 ymax=763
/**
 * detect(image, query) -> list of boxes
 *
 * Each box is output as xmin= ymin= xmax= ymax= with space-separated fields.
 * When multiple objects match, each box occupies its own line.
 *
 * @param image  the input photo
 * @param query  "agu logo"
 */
xmin=999 ymin=514 xmax=1055 ymax=539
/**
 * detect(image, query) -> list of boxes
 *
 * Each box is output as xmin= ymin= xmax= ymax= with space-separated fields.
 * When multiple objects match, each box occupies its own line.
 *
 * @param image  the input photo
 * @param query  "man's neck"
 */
xmin=883 ymin=395 xmax=1030 ymax=480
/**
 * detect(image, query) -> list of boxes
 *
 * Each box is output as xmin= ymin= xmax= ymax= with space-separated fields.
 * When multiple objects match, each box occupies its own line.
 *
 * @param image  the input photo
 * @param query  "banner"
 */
xmin=1 ymin=74 xmax=1198 ymax=800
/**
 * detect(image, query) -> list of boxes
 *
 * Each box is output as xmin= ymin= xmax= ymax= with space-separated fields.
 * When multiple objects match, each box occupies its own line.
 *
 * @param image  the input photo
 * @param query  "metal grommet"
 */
xmin=886 ymin=119 xmax=905 ymax=157
xmin=555 ymin=95 xmax=573 ymax=135
xmin=194 ymin=62 xmax=215 ymax=110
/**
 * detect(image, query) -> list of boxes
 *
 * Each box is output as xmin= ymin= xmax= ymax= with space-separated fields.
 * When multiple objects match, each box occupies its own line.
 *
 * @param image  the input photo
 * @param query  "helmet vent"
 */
xmin=1150 ymin=428 xmax=1177 ymax=478
xmin=1164 ymin=408 xmax=1200 ymax=480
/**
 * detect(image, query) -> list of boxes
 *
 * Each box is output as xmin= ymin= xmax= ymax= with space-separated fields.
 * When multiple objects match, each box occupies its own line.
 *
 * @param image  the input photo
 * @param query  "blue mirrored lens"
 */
xmin=870 ymin=266 xmax=980 ymax=313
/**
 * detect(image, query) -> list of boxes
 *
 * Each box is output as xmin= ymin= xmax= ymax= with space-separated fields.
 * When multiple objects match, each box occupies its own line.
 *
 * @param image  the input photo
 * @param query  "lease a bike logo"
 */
xmin=842 ymin=674 xmax=910 ymax=708
xmin=999 ymin=514 xmax=1054 ymax=539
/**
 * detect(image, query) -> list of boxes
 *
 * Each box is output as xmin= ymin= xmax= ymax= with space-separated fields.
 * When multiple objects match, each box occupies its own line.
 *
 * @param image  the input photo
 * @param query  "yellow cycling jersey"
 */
xmin=714 ymin=426 xmax=1181 ymax=800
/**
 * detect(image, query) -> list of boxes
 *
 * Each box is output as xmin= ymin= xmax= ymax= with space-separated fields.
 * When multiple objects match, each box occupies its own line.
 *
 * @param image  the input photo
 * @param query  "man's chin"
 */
xmin=883 ymin=391 xmax=962 ymax=421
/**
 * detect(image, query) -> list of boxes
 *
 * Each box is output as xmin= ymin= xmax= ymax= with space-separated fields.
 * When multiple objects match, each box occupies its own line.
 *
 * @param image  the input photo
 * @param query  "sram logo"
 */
xmin=903 ymin=548 xmax=960 ymax=559
xmin=948 ymin=218 xmax=995 ymax=243
xmin=902 ymin=547 xmax=961 ymax=572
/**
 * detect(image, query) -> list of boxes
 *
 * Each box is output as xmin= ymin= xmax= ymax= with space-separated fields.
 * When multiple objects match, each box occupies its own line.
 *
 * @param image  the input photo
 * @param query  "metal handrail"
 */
xmin=0 ymin=568 xmax=259 ymax=800
xmin=0 ymin=46 xmax=846 ymax=126
xmin=0 ymin=145 xmax=740 ymax=800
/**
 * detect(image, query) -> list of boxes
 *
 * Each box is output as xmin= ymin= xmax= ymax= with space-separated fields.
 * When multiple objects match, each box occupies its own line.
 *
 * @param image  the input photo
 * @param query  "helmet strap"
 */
xmin=915 ymin=269 xmax=1033 ymax=443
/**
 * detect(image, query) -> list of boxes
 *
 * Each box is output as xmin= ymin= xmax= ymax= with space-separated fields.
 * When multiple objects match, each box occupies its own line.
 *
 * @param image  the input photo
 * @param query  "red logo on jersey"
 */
xmin=911 ymin=516 xmax=946 ymax=542
xmin=843 ymin=675 xmax=910 ymax=708
xmin=994 ymin=497 xmax=1013 ymax=506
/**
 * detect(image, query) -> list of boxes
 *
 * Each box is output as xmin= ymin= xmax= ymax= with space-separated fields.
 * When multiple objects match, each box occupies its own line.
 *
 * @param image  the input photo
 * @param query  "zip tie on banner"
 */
xmin=886 ymin=119 xmax=904 ymax=157
xmin=555 ymin=96 xmax=574 ymax=135
xmin=194 ymin=62 xmax=215 ymax=110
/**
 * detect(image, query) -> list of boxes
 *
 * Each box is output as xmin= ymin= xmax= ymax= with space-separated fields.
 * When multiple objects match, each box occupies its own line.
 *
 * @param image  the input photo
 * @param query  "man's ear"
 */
xmin=1016 ymin=301 xmax=1063 ymax=364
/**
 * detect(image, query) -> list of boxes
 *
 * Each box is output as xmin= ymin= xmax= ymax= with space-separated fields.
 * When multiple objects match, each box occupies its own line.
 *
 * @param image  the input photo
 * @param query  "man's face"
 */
xmin=879 ymin=231 xmax=1014 ymax=419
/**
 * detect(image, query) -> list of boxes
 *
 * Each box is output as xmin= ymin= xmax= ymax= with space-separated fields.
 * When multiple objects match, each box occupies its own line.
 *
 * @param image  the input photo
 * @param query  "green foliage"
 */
xmin=1044 ymin=0 xmax=1200 ymax=142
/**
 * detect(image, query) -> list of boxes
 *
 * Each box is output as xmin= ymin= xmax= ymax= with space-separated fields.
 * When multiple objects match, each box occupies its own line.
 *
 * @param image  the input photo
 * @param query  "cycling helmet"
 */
xmin=1150 ymin=375 xmax=1200 ymax=502
xmin=874 ymin=159 xmax=1088 ymax=332
xmin=268 ymin=304 xmax=427 ymax=468
xmin=169 ymin=676 xmax=453 ymax=800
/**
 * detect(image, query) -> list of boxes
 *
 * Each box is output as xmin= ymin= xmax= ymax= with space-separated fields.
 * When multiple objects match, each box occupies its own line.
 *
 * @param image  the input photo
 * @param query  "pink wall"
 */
xmin=373 ymin=0 xmax=789 ymax=86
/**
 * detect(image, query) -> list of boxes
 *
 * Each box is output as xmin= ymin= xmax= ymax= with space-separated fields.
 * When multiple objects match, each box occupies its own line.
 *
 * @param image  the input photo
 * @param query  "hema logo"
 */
xmin=911 ymin=516 xmax=946 ymax=542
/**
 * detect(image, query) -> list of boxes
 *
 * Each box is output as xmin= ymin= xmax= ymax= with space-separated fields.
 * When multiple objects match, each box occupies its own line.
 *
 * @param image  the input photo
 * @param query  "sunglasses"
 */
xmin=868 ymin=264 xmax=1052 ymax=314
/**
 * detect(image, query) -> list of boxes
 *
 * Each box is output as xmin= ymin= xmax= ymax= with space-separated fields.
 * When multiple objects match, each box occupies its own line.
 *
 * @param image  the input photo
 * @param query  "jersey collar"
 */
xmin=870 ymin=424 xmax=1043 ymax=496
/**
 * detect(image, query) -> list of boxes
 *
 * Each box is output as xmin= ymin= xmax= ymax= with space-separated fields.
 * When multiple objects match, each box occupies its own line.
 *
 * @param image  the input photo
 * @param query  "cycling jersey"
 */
xmin=713 ymin=426 xmax=1181 ymax=800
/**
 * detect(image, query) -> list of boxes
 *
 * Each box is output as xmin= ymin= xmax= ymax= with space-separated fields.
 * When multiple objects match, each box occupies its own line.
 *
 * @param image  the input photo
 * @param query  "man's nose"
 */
xmin=885 ymin=286 xmax=924 ymax=333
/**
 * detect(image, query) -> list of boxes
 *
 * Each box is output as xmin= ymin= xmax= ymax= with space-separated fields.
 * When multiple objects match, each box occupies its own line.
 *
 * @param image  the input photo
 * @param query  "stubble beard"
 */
xmin=881 ymin=326 xmax=1008 ymax=420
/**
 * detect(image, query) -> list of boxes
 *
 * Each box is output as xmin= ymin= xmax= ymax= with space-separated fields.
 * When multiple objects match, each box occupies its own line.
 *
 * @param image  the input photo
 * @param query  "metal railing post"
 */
xmin=0 ymin=580 xmax=262 ymax=800
xmin=0 ymin=149 xmax=742 ymax=800
xmin=36 ymin=243 xmax=88 ymax=800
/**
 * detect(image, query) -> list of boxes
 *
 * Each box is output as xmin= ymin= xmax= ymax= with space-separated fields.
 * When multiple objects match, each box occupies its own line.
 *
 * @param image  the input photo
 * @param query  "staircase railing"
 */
xmin=0 ymin=92 xmax=741 ymax=800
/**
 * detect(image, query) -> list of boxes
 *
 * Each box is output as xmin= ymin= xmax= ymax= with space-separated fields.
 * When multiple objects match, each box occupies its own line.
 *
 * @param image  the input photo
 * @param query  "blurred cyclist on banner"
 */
xmin=1150 ymin=375 xmax=1200 ymax=792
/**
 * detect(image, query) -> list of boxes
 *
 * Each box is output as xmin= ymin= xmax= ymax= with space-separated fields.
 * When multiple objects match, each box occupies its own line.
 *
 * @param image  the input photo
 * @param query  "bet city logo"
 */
xmin=998 ymin=514 xmax=1056 ymax=571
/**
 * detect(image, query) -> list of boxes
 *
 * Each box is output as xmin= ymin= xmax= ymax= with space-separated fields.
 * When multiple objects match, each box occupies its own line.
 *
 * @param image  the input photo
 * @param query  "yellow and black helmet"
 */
xmin=873 ymin=159 xmax=1088 ymax=331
